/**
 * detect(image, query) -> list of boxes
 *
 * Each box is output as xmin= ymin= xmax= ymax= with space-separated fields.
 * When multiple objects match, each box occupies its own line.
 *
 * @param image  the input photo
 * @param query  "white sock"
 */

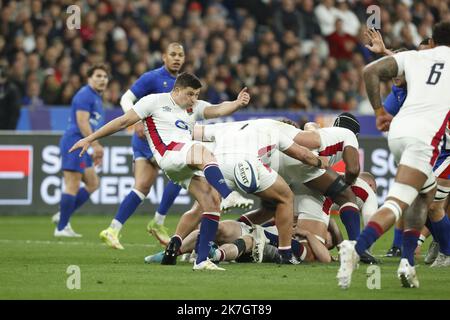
xmin=110 ymin=219 xmax=123 ymax=231
xmin=417 ymin=234 xmax=426 ymax=247
xmin=154 ymin=212 xmax=166 ymax=225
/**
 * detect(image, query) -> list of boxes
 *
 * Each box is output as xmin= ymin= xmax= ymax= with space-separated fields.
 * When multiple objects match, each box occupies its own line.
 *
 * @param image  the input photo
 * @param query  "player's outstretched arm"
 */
xmin=283 ymin=143 xmax=329 ymax=169
xmin=76 ymin=110 xmax=104 ymax=165
xmin=69 ymin=109 xmax=141 ymax=156
xmin=342 ymin=146 xmax=360 ymax=185
xmin=120 ymin=89 xmax=137 ymax=112
xmin=203 ymin=87 xmax=250 ymax=119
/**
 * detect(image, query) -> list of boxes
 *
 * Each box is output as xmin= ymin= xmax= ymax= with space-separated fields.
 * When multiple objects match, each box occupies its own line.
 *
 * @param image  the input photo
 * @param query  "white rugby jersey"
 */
xmin=132 ymin=92 xmax=209 ymax=160
xmin=316 ymin=127 xmax=359 ymax=166
xmin=390 ymin=47 xmax=450 ymax=153
xmin=210 ymin=119 xmax=295 ymax=159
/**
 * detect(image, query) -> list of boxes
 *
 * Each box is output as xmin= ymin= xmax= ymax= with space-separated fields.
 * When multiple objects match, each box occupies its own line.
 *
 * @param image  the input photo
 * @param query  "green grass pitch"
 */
xmin=1 ymin=214 xmax=449 ymax=300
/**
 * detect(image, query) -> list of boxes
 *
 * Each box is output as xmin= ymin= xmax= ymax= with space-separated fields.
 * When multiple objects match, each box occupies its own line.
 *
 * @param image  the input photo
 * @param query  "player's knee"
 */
xmin=380 ymin=199 xmax=403 ymax=222
xmin=428 ymin=201 xmax=445 ymax=221
xmin=85 ymin=177 xmax=100 ymax=193
xmin=215 ymin=223 xmax=230 ymax=243
xmin=201 ymin=148 xmax=216 ymax=165
xmin=272 ymin=186 xmax=294 ymax=205
xmin=133 ymin=180 xmax=151 ymax=196
xmin=200 ymin=194 xmax=221 ymax=212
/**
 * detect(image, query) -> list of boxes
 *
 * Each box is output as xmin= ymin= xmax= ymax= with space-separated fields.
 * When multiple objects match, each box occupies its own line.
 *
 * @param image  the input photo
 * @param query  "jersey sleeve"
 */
xmin=278 ymin=131 xmax=295 ymax=151
xmin=279 ymin=122 xmax=301 ymax=140
xmin=343 ymin=129 xmax=359 ymax=149
xmin=193 ymin=100 xmax=210 ymax=120
xmin=130 ymin=72 xmax=156 ymax=99
xmin=132 ymin=94 xmax=160 ymax=119
xmin=72 ymin=90 xmax=93 ymax=112
xmin=392 ymin=51 xmax=414 ymax=76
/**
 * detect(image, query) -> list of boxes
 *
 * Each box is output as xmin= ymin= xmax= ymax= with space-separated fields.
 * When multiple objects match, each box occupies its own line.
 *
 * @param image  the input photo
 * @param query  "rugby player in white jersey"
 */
xmin=164 ymin=118 xmax=328 ymax=265
xmin=188 ymin=116 xmax=365 ymax=241
xmin=337 ymin=22 xmax=450 ymax=289
xmin=69 ymin=72 xmax=255 ymax=271
xmin=278 ymin=113 xmax=364 ymax=242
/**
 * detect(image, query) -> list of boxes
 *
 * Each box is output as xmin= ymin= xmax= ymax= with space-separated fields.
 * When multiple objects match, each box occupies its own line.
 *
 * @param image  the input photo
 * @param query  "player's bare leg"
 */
xmin=255 ymin=176 xmax=296 ymax=264
xmin=337 ymin=164 xmax=433 ymax=289
xmin=173 ymin=201 xmax=203 ymax=239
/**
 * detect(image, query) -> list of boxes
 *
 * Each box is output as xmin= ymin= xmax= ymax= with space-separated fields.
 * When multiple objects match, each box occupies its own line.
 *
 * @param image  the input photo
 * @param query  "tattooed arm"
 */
xmin=363 ymin=56 xmax=398 ymax=131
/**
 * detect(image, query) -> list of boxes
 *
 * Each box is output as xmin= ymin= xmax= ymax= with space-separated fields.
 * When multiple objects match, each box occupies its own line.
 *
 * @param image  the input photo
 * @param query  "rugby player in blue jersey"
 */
xmin=54 ymin=64 xmax=109 ymax=237
xmin=99 ymin=43 xmax=185 ymax=249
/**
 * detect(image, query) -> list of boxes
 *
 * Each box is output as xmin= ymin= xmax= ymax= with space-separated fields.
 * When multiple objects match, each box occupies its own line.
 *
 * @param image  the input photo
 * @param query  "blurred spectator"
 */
xmin=41 ymin=72 xmax=61 ymax=105
xmin=298 ymin=0 xmax=322 ymax=40
xmin=315 ymin=0 xmax=340 ymax=36
xmin=0 ymin=0 xmax=445 ymax=112
xmin=0 ymin=60 xmax=21 ymax=129
xmin=326 ymin=19 xmax=358 ymax=62
xmin=22 ymin=79 xmax=44 ymax=110
xmin=335 ymin=0 xmax=361 ymax=37
xmin=393 ymin=3 xmax=422 ymax=46
xmin=272 ymin=90 xmax=289 ymax=110
xmin=273 ymin=0 xmax=303 ymax=37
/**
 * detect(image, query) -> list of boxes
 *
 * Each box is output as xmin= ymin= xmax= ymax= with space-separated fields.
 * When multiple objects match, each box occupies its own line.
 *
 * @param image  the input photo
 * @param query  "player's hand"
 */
xmin=294 ymin=229 xmax=311 ymax=238
xmin=92 ymin=142 xmax=104 ymax=166
xmin=69 ymin=138 xmax=91 ymax=157
xmin=365 ymin=28 xmax=386 ymax=55
xmin=236 ymin=87 xmax=250 ymax=108
xmin=375 ymin=109 xmax=393 ymax=132
xmin=134 ymin=121 xmax=145 ymax=138
xmin=318 ymin=156 xmax=329 ymax=169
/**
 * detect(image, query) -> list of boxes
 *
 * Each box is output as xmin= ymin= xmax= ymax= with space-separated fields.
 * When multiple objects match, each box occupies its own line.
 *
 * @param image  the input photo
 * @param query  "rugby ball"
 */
xmin=233 ymin=160 xmax=260 ymax=194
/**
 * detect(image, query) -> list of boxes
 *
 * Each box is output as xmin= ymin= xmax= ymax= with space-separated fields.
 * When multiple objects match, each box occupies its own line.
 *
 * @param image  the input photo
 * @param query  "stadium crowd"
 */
xmin=0 ymin=0 xmax=449 ymax=116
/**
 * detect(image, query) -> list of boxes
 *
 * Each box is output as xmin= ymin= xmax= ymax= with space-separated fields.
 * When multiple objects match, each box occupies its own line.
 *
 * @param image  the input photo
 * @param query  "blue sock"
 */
xmin=74 ymin=187 xmax=90 ymax=211
xmin=425 ymin=217 xmax=435 ymax=236
xmin=430 ymin=215 xmax=450 ymax=255
xmin=261 ymin=220 xmax=275 ymax=228
xmin=278 ymin=247 xmax=293 ymax=260
xmin=355 ymin=221 xmax=383 ymax=256
xmin=157 ymin=181 xmax=182 ymax=215
xmin=203 ymin=163 xmax=232 ymax=198
xmin=402 ymin=229 xmax=420 ymax=266
xmin=339 ymin=204 xmax=361 ymax=240
xmin=114 ymin=189 xmax=144 ymax=225
xmin=58 ymin=193 xmax=77 ymax=231
xmin=291 ymin=239 xmax=305 ymax=259
xmin=264 ymin=230 xmax=279 ymax=247
xmin=392 ymin=227 xmax=403 ymax=248
xmin=196 ymin=213 xmax=220 ymax=264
